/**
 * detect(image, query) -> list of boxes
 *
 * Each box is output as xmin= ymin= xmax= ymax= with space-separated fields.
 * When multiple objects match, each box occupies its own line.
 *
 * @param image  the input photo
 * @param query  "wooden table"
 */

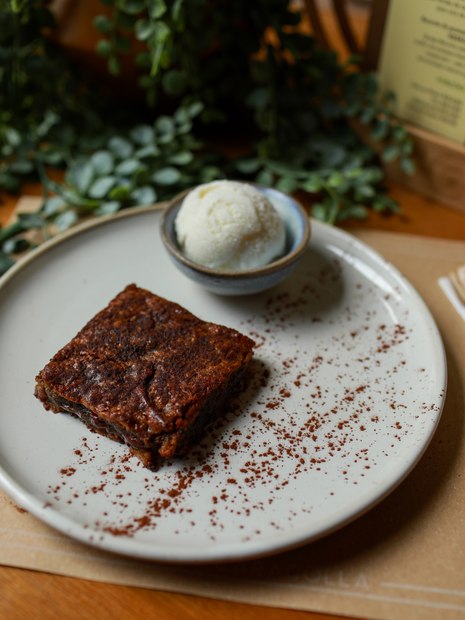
xmin=1 ymin=179 xmax=464 ymax=620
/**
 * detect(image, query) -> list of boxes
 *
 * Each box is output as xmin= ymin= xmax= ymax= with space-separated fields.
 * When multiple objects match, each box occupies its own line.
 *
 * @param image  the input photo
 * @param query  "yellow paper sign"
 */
xmin=378 ymin=0 xmax=465 ymax=143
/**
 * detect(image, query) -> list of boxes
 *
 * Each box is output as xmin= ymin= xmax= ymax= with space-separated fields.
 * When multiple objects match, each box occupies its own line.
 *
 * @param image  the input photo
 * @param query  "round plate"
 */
xmin=0 ymin=206 xmax=446 ymax=563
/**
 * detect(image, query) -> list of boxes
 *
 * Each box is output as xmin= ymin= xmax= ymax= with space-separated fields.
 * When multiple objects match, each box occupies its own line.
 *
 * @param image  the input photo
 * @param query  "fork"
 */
xmin=450 ymin=265 xmax=465 ymax=306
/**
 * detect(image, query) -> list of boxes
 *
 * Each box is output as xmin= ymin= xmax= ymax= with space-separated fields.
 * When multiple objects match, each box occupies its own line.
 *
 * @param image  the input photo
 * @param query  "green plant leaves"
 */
xmin=246 ymin=88 xmax=270 ymax=110
xmin=121 ymin=0 xmax=147 ymax=15
xmin=152 ymin=166 xmax=181 ymax=185
xmin=130 ymin=124 xmax=155 ymax=145
xmin=97 ymin=200 xmax=121 ymax=214
xmin=0 ymin=1 xmax=411 ymax=274
xmin=155 ymin=116 xmax=175 ymax=143
xmin=88 ymin=176 xmax=118 ymax=198
xmin=93 ymin=14 xmax=113 ymax=34
xmin=162 ymin=69 xmax=187 ymax=96
xmin=108 ymin=137 xmax=133 ymax=159
xmin=17 ymin=212 xmax=44 ymax=229
xmin=132 ymin=185 xmax=157 ymax=204
xmin=135 ymin=19 xmax=153 ymax=41
xmin=168 ymin=150 xmax=193 ymax=165
xmin=0 ymin=251 xmax=14 ymax=276
xmin=90 ymin=151 xmax=114 ymax=175
xmin=96 ymin=39 xmax=112 ymax=57
xmin=66 ymin=163 xmax=93 ymax=193
xmin=150 ymin=0 xmax=167 ymax=19
xmin=382 ymin=144 xmax=400 ymax=162
xmin=16 ymin=101 xmax=210 ymax=233
xmin=235 ymin=158 xmax=260 ymax=174
xmin=54 ymin=209 xmax=78 ymax=231
xmin=115 ymin=158 xmax=141 ymax=175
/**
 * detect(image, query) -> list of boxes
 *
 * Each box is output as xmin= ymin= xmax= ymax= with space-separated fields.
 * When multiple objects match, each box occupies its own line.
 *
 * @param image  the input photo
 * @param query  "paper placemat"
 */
xmin=1 ymin=201 xmax=465 ymax=620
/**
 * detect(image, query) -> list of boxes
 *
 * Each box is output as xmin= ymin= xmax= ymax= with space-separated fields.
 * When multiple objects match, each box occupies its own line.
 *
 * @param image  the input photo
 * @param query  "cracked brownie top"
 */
xmin=35 ymin=284 xmax=255 ymax=452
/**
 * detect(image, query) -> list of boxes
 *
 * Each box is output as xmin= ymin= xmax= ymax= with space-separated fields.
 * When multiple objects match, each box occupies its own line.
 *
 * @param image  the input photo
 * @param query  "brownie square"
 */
xmin=34 ymin=284 xmax=255 ymax=468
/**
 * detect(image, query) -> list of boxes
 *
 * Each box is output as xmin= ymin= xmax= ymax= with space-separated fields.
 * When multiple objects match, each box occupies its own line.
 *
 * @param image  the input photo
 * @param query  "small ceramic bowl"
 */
xmin=160 ymin=185 xmax=311 ymax=296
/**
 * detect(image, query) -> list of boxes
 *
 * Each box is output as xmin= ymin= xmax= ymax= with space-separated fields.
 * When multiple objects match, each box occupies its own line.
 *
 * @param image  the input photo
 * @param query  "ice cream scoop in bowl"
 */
xmin=160 ymin=181 xmax=311 ymax=295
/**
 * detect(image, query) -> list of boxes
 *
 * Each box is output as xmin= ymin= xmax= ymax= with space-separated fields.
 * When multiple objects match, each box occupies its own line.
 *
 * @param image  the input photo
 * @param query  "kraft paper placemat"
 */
xmin=1 ymin=199 xmax=465 ymax=620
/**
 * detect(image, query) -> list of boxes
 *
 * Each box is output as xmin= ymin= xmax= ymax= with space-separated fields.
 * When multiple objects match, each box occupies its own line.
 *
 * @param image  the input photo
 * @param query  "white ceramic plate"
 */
xmin=0 ymin=206 xmax=446 ymax=563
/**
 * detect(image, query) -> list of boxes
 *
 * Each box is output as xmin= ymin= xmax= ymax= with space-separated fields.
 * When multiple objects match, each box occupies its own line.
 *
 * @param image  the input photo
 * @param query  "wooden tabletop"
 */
xmin=1 ymin=179 xmax=464 ymax=620
xmin=2 ymin=1 xmax=465 ymax=615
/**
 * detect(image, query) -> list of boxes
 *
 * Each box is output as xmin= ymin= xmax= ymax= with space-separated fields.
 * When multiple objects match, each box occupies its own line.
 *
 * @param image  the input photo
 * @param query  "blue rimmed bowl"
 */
xmin=160 ymin=185 xmax=311 ymax=296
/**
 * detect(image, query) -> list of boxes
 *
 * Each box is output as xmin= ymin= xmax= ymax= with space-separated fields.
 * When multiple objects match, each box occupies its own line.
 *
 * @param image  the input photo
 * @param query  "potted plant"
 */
xmin=0 ymin=0 xmax=413 ymax=274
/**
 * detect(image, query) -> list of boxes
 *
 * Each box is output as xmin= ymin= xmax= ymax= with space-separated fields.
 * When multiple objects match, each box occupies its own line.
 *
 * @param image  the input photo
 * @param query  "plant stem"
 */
xmin=0 ymin=220 xmax=23 ymax=243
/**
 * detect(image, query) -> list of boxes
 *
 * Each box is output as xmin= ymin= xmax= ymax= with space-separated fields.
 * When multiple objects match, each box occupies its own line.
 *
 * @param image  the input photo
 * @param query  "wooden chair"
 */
xmin=303 ymin=0 xmax=389 ymax=69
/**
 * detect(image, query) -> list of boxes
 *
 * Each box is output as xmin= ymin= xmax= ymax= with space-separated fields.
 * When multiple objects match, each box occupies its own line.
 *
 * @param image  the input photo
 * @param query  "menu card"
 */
xmin=378 ymin=0 xmax=465 ymax=142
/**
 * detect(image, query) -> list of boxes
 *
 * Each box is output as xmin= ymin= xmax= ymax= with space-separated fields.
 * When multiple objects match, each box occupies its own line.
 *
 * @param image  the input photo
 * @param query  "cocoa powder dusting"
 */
xmin=46 ymin=256 xmax=442 ymax=545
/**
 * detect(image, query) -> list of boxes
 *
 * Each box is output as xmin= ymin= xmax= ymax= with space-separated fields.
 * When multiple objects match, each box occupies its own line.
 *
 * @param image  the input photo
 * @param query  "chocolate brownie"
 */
xmin=34 ymin=284 xmax=255 ymax=468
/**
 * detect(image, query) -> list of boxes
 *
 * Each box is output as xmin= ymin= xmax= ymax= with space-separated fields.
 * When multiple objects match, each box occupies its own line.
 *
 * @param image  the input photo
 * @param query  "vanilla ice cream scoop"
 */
xmin=174 ymin=181 xmax=286 ymax=271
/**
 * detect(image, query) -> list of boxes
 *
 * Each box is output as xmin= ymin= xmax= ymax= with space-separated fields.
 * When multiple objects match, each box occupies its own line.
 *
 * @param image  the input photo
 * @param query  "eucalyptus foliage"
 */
xmin=0 ymin=0 xmax=413 ymax=274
